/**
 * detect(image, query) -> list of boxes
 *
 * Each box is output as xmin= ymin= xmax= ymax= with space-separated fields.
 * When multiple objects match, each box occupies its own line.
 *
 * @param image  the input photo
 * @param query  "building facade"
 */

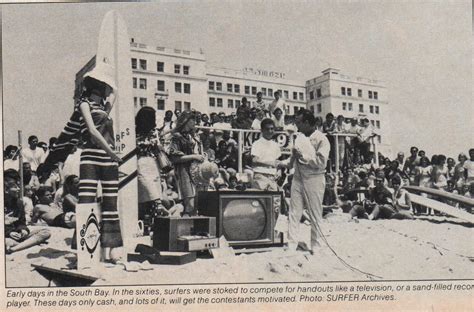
xmin=75 ymin=41 xmax=390 ymax=154
xmin=306 ymin=68 xmax=391 ymax=154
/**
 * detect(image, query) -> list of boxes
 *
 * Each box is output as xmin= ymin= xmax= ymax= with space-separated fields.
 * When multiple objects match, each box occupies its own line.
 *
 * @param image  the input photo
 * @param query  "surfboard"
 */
xmin=409 ymin=193 xmax=474 ymax=223
xmin=76 ymin=203 xmax=102 ymax=270
xmin=95 ymin=10 xmax=138 ymax=253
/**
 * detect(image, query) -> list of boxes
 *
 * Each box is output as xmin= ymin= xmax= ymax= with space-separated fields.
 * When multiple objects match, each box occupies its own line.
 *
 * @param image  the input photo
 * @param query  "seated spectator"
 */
xmin=32 ymin=186 xmax=75 ymax=228
xmin=201 ymin=113 xmax=212 ymax=127
xmin=251 ymin=109 xmax=265 ymax=130
xmin=22 ymin=162 xmax=40 ymax=191
xmin=464 ymin=148 xmax=474 ymax=184
xmin=3 ymin=145 xmax=20 ymax=171
xmin=53 ymin=174 xmax=79 ymax=213
xmin=272 ymin=108 xmax=285 ymax=130
xmin=4 ymin=180 xmax=50 ymax=254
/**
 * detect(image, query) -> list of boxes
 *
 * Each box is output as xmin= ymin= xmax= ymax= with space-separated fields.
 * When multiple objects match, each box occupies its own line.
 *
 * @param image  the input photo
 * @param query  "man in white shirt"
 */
xmin=357 ymin=118 xmax=376 ymax=164
xmin=463 ymin=148 xmax=474 ymax=183
xmin=279 ymin=109 xmax=330 ymax=254
xmin=251 ymin=118 xmax=282 ymax=191
xmin=21 ymin=135 xmax=45 ymax=172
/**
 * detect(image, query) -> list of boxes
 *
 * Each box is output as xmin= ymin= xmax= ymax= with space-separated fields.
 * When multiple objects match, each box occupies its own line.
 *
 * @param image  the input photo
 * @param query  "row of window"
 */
xmin=209 ymin=97 xmax=242 ymax=108
xmin=342 ymin=102 xmax=379 ymax=114
xmin=309 ymin=88 xmax=322 ymax=100
xmin=133 ymin=97 xmax=192 ymax=111
xmin=208 ymin=81 xmax=304 ymax=101
xmin=134 ymin=78 xmax=191 ymax=94
xmin=341 ymin=87 xmax=379 ymax=100
xmin=131 ymin=58 xmax=190 ymax=75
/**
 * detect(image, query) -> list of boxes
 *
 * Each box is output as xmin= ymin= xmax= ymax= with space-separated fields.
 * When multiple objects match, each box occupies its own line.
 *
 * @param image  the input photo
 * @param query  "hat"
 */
xmin=83 ymin=61 xmax=117 ymax=90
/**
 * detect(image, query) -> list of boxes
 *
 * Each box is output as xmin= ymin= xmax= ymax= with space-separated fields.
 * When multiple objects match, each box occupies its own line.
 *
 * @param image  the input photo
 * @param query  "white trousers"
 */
xmin=288 ymin=174 xmax=326 ymax=251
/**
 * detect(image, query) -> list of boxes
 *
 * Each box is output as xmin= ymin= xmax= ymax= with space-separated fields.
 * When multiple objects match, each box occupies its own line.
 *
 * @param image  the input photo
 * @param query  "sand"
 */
xmin=5 ymin=211 xmax=473 ymax=287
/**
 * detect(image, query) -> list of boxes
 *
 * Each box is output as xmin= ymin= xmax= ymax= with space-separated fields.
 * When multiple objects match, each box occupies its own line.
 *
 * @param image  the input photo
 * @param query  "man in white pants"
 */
xmin=279 ymin=109 xmax=330 ymax=254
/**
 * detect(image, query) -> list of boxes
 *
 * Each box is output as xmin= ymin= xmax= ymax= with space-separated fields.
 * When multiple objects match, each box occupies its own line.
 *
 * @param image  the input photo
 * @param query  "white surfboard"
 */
xmin=76 ymin=203 xmax=102 ymax=270
xmin=409 ymin=193 xmax=474 ymax=223
xmin=96 ymin=10 xmax=138 ymax=253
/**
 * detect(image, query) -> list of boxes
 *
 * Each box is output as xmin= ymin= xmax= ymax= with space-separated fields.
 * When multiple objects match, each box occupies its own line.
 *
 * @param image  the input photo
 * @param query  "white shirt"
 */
xmin=463 ymin=160 xmax=474 ymax=180
xmin=251 ymin=137 xmax=282 ymax=175
xmin=62 ymin=148 xmax=82 ymax=179
xmin=3 ymin=158 xmax=20 ymax=171
xmin=293 ymin=130 xmax=331 ymax=178
xmin=272 ymin=116 xmax=285 ymax=129
xmin=21 ymin=147 xmax=45 ymax=171
xmin=251 ymin=119 xmax=262 ymax=130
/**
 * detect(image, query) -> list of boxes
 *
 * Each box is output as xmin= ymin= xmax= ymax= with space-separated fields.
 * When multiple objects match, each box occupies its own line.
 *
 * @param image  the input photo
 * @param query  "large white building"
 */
xmin=75 ymin=40 xmax=391 ymax=154
xmin=306 ymin=68 xmax=391 ymax=154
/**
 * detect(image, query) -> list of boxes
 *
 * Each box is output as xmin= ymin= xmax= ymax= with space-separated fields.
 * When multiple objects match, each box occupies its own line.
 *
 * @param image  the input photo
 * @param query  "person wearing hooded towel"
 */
xmin=75 ymin=64 xmax=124 ymax=263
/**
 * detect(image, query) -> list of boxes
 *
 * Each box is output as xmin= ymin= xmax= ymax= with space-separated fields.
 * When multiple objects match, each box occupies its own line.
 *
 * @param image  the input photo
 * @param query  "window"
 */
xmin=245 ymin=86 xmax=250 ymax=94
xmin=282 ymin=90 xmax=288 ymax=99
xmin=234 ymin=84 xmax=240 ymax=93
xmin=310 ymin=105 xmax=315 ymax=113
xmin=133 ymin=77 xmax=137 ymax=88
xmin=347 ymin=88 xmax=352 ymax=96
xmin=376 ymin=120 xmax=380 ymax=129
xmin=175 ymin=101 xmax=182 ymax=111
xmin=317 ymin=103 xmax=322 ymax=113
xmin=157 ymin=99 xmax=165 ymax=110
xmin=358 ymin=89 xmax=362 ymax=97
xmin=371 ymin=120 xmax=375 ymax=126
xmin=139 ymin=59 xmax=147 ymax=70
xmin=157 ymin=61 xmax=164 ymax=72
xmin=299 ymin=92 xmax=304 ymax=101
xmin=235 ymin=99 xmax=241 ymax=107
xmin=184 ymin=83 xmax=191 ymax=94
xmin=183 ymin=66 xmax=190 ymax=75
xmin=375 ymin=106 xmax=379 ymax=114
xmin=369 ymin=105 xmax=374 ymax=114
xmin=316 ymin=88 xmax=321 ymax=98
xmin=293 ymin=106 xmax=300 ymax=114
xmin=139 ymin=78 xmax=147 ymax=89
xmin=359 ymin=104 xmax=364 ymax=113
xmin=341 ymin=87 xmax=346 ymax=95
xmin=209 ymin=97 xmax=215 ymax=107
xmin=268 ymin=88 xmax=273 ymax=96
xmin=175 ymin=82 xmax=182 ymax=93
xmin=374 ymin=91 xmax=378 ymax=100
xmin=217 ymin=98 xmax=223 ymax=107
xmin=277 ymin=89 xmax=282 ymax=95
xmin=377 ymin=135 xmax=382 ymax=144
xmin=368 ymin=91 xmax=373 ymax=99
xmin=139 ymin=97 xmax=147 ymax=107
xmin=293 ymin=92 xmax=298 ymax=100
xmin=309 ymin=91 xmax=314 ymax=100
xmin=157 ymin=80 xmax=165 ymax=92
xmin=184 ymin=101 xmax=191 ymax=111
xmin=342 ymin=102 xmax=347 ymax=111
xmin=209 ymin=81 xmax=214 ymax=91
xmin=174 ymin=64 xmax=180 ymax=74
xmin=228 ymin=99 xmax=234 ymax=108
xmin=131 ymin=58 xmax=137 ymax=69
xmin=133 ymin=97 xmax=138 ymax=108
xmin=262 ymin=88 xmax=267 ymax=96
xmin=348 ymin=103 xmax=353 ymax=111
xmin=216 ymin=82 xmax=222 ymax=91
xmin=227 ymin=83 xmax=233 ymax=92
xmin=252 ymin=87 xmax=257 ymax=95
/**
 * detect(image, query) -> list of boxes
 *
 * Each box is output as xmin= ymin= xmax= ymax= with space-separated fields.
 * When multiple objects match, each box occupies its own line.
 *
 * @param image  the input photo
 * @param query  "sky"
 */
xmin=1 ymin=0 xmax=473 ymax=157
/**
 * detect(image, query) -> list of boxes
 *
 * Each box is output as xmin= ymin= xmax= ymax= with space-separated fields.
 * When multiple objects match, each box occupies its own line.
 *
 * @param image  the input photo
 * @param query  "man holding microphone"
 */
xmin=279 ymin=109 xmax=330 ymax=254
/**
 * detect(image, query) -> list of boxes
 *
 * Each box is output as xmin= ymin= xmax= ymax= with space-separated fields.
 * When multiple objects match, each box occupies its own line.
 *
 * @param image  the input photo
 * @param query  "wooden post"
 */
xmin=238 ymin=131 xmax=243 ymax=173
xmin=18 ymin=131 xmax=24 ymax=199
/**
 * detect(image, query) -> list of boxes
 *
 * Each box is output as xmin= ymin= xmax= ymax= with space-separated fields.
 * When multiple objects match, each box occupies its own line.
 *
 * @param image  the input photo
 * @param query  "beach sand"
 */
xmin=5 ymin=212 xmax=473 ymax=287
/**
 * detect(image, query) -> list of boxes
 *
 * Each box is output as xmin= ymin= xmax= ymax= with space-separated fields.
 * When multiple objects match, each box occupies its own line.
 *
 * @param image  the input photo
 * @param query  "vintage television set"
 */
xmin=197 ymin=191 xmax=283 ymax=247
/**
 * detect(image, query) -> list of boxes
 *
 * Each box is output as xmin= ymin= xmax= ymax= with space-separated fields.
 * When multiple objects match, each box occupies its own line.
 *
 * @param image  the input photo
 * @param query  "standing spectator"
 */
xmin=403 ymin=146 xmax=419 ymax=183
xmin=396 ymin=152 xmax=405 ymax=168
xmin=463 ymin=148 xmax=474 ymax=184
xmin=356 ymin=118 xmax=376 ymax=164
xmin=231 ymin=106 xmax=252 ymax=129
xmin=250 ymin=118 xmax=282 ymax=191
xmin=454 ymin=152 xmax=468 ymax=191
xmin=201 ymin=114 xmax=212 ymax=127
xmin=446 ymin=157 xmax=456 ymax=181
xmin=268 ymin=90 xmax=286 ymax=117
xmin=168 ymin=111 xmax=205 ymax=216
xmin=252 ymin=92 xmax=268 ymax=115
xmin=21 ymin=135 xmax=45 ymax=172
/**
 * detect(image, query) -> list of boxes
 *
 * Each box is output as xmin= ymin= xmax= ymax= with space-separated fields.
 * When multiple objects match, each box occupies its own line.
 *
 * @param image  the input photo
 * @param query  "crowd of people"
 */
xmin=3 ymin=84 xmax=473 ymax=258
